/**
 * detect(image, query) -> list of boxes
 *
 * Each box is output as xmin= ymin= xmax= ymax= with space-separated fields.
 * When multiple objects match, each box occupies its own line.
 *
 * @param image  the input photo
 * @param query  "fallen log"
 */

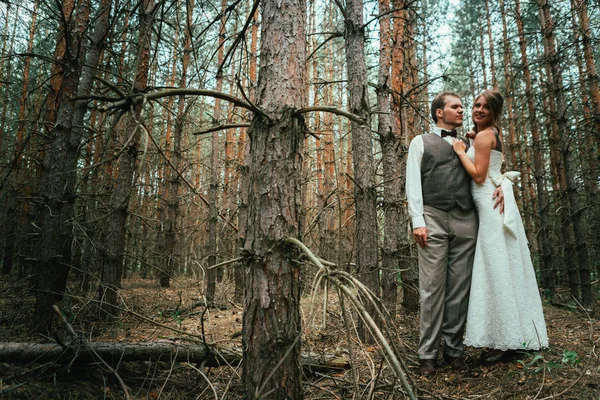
xmin=0 ymin=342 xmax=349 ymax=372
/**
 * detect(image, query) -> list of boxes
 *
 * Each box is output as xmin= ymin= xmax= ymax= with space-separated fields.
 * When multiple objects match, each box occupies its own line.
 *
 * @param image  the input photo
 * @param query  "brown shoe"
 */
xmin=419 ymin=359 xmax=437 ymax=376
xmin=443 ymin=353 xmax=467 ymax=370
xmin=480 ymin=349 xmax=517 ymax=365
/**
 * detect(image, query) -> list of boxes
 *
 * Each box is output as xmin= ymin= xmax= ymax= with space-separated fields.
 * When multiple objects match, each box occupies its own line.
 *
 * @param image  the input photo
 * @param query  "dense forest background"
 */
xmin=0 ymin=0 xmax=598 ymax=398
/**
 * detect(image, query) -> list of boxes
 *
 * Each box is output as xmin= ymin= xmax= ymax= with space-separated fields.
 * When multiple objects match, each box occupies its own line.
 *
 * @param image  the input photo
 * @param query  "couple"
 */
xmin=406 ymin=90 xmax=549 ymax=376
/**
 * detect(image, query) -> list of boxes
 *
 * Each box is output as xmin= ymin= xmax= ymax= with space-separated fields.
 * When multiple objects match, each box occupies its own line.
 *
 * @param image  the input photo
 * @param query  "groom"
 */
xmin=406 ymin=91 xmax=502 ymax=376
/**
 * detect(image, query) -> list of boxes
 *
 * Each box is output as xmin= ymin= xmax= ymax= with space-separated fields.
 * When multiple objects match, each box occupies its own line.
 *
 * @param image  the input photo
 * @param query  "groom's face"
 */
xmin=436 ymin=96 xmax=464 ymax=129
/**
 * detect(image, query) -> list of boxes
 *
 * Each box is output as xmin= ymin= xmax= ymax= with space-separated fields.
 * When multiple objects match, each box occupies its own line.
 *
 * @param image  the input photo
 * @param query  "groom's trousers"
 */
xmin=418 ymin=205 xmax=478 ymax=360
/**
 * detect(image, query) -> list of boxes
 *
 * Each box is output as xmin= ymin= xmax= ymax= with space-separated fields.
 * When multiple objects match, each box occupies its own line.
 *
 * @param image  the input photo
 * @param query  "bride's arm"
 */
xmin=452 ymin=129 xmax=495 ymax=184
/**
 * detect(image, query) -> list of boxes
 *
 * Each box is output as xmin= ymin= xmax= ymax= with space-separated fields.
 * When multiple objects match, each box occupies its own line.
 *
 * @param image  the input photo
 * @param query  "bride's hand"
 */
xmin=452 ymin=139 xmax=466 ymax=156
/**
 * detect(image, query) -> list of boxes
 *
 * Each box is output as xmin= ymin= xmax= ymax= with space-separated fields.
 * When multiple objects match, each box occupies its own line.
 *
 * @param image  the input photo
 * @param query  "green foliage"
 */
xmin=515 ymin=353 xmax=546 ymax=373
xmin=561 ymin=350 xmax=581 ymax=366
xmin=515 ymin=348 xmax=583 ymax=375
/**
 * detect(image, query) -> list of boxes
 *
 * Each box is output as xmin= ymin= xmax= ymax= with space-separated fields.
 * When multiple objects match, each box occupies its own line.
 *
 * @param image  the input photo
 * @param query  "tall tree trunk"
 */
xmin=241 ymin=0 xmax=305 ymax=397
xmin=344 ymin=0 xmax=379 ymax=340
xmin=390 ymin=0 xmax=418 ymax=313
xmin=538 ymin=0 xmax=592 ymax=305
xmin=572 ymin=0 xmax=600 ymax=272
xmin=206 ymin=0 xmax=227 ymax=303
xmin=160 ymin=0 xmax=193 ymax=288
xmin=0 ymin=4 xmax=17 ymax=151
xmin=234 ymin=7 xmax=258 ymax=304
xmin=573 ymin=0 xmax=600 ymax=153
xmin=499 ymin=0 xmax=528 ymax=222
xmin=377 ymin=0 xmax=399 ymax=318
xmin=514 ymin=0 xmax=553 ymax=293
xmin=99 ymin=0 xmax=155 ymax=318
xmin=71 ymin=0 xmax=112 ymax=287
xmin=484 ymin=0 xmax=497 ymax=88
xmin=33 ymin=0 xmax=91 ymax=332
xmin=2 ymin=0 xmax=39 ymax=276
xmin=155 ymin=30 xmax=178 ymax=285
xmin=477 ymin=11 xmax=488 ymax=89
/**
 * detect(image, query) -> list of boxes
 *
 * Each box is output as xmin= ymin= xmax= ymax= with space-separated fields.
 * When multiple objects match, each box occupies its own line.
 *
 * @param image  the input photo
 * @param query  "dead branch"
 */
xmin=53 ymin=305 xmax=131 ymax=399
xmin=284 ymin=237 xmax=417 ymax=400
xmin=96 ymin=89 xmax=256 ymax=113
xmin=295 ymin=106 xmax=367 ymax=125
xmin=192 ymin=123 xmax=251 ymax=136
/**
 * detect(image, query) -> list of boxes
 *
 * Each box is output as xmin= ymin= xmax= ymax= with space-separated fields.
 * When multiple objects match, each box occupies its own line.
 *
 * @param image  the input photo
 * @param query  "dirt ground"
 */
xmin=0 ymin=275 xmax=598 ymax=399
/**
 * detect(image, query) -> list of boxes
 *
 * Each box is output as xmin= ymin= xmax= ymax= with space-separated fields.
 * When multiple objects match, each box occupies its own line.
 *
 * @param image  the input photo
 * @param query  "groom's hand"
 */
xmin=493 ymin=186 xmax=504 ymax=214
xmin=413 ymin=227 xmax=428 ymax=248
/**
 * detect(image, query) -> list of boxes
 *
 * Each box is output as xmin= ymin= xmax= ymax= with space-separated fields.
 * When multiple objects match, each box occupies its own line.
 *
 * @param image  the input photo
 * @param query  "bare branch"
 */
xmin=97 ymin=88 xmax=256 ymax=113
xmin=192 ymin=123 xmax=251 ymax=136
xmin=296 ymin=106 xmax=366 ymax=125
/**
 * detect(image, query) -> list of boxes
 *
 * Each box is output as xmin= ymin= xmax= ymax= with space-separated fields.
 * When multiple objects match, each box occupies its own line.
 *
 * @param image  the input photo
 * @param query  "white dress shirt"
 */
xmin=405 ymin=126 xmax=458 ymax=229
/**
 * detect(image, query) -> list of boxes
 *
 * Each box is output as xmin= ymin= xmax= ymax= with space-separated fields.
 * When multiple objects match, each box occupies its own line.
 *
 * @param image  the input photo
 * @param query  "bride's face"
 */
xmin=472 ymin=95 xmax=493 ymax=129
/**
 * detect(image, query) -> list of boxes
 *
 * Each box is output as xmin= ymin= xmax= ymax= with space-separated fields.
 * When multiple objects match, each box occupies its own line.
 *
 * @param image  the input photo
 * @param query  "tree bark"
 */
xmin=98 ymin=0 xmax=155 ymax=319
xmin=377 ymin=0 xmax=398 ymax=318
xmin=537 ymin=0 xmax=592 ymax=305
xmin=344 ymin=0 xmax=380 ymax=341
xmin=234 ymin=7 xmax=259 ymax=304
xmin=206 ymin=0 xmax=227 ymax=303
xmin=390 ymin=0 xmax=418 ymax=314
xmin=1 ymin=1 xmax=35 ymax=276
xmin=571 ymin=0 xmax=600 ymax=272
xmin=33 ymin=0 xmax=91 ymax=332
xmin=477 ymin=10 xmax=488 ymax=89
xmin=241 ymin=0 xmax=306 ymax=398
xmin=70 ymin=0 xmax=113 ymax=290
xmin=155 ymin=22 xmax=179 ymax=288
xmin=484 ymin=0 xmax=497 ymax=88
xmin=514 ymin=0 xmax=553 ymax=293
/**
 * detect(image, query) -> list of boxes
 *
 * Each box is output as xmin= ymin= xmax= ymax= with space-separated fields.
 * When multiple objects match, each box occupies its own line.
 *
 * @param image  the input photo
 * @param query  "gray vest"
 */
xmin=421 ymin=133 xmax=474 ymax=211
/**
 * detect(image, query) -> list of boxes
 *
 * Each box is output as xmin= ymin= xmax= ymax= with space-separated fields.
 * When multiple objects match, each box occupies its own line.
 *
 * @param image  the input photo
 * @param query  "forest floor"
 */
xmin=0 ymin=274 xmax=598 ymax=399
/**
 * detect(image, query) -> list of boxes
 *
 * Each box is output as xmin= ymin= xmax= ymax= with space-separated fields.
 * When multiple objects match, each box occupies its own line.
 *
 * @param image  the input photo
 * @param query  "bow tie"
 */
xmin=441 ymin=129 xmax=457 ymax=138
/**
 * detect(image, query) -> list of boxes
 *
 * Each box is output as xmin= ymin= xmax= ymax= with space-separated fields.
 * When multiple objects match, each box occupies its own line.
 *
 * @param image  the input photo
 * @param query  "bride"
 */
xmin=452 ymin=90 xmax=549 ymax=361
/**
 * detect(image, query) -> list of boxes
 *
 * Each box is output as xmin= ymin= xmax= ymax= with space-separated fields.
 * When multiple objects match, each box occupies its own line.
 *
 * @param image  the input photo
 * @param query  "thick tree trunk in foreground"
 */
xmin=241 ymin=0 xmax=306 ymax=398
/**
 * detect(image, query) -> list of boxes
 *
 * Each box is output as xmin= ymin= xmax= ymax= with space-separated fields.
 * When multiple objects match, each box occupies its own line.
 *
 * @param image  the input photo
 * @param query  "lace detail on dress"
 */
xmin=463 ymin=147 xmax=549 ymax=351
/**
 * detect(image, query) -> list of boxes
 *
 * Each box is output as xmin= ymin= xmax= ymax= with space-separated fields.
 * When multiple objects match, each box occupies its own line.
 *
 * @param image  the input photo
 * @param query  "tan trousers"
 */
xmin=418 ymin=205 xmax=478 ymax=360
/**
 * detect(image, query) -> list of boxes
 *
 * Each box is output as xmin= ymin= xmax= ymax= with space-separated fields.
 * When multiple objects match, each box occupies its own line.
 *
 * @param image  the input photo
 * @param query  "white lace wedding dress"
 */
xmin=464 ymin=147 xmax=549 ymax=350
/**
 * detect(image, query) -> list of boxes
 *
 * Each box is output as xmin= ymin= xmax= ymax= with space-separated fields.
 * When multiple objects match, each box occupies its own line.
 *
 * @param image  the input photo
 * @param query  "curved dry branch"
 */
xmin=236 ymin=76 xmax=273 ymax=123
xmin=215 ymin=0 xmax=260 ymax=78
xmin=53 ymin=306 xmax=131 ymax=400
xmin=307 ymin=32 xmax=342 ymax=60
xmin=206 ymin=257 xmax=242 ymax=270
xmin=284 ymin=237 xmax=417 ymax=400
xmin=192 ymin=123 xmax=251 ymax=136
xmin=98 ymin=89 xmax=256 ymax=113
xmin=295 ymin=106 xmax=366 ymax=125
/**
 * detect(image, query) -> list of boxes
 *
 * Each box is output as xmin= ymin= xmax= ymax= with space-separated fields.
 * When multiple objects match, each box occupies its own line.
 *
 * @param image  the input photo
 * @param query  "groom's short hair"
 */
xmin=431 ymin=91 xmax=461 ymax=123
